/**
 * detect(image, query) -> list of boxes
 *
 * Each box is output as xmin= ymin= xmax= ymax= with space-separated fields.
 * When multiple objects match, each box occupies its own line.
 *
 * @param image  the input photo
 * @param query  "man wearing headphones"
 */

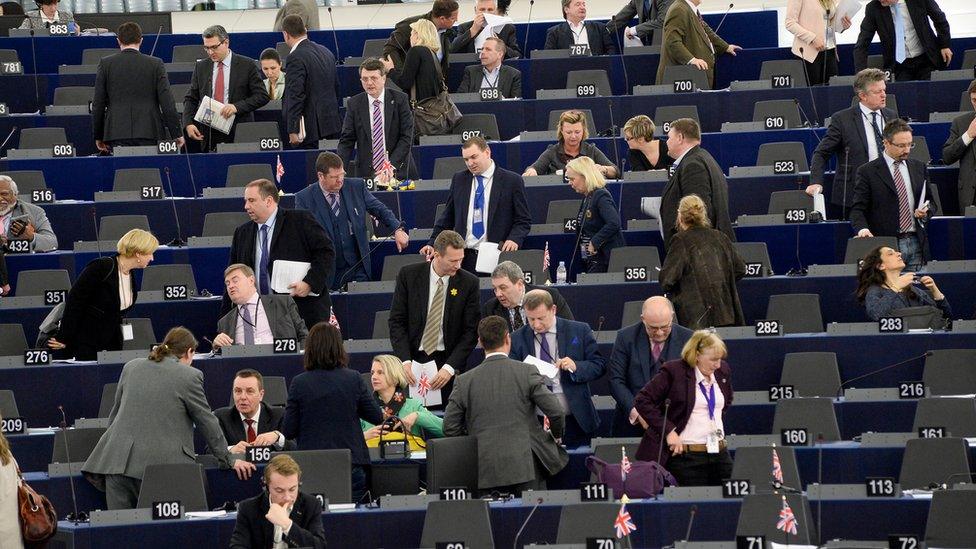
xmin=229 ymin=454 xmax=326 ymax=548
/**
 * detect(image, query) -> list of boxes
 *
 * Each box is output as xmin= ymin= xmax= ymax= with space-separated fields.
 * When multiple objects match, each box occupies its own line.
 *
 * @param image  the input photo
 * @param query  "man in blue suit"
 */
xmin=295 ymin=152 xmax=409 ymax=290
xmin=608 ymin=296 xmax=692 ymax=437
xmin=510 ymin=289 xmax=606 ymax=447
xmin=280 ymin=15 xmax=341 ymax=148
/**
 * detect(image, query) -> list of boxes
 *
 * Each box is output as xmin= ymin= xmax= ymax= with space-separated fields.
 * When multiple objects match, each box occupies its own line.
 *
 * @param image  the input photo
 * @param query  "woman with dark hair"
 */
xmin=856 ymin=246 xmax=952 ymax=321
xmin=18 ymin=0 xmax=78 ymax=33
xmin=282 ymin=323 xmax=384 ymax=503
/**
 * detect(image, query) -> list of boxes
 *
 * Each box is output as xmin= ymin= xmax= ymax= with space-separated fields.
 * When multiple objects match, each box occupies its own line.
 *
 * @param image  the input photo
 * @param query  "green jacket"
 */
xmin=361 ymin=396 xmax=444 ymax=438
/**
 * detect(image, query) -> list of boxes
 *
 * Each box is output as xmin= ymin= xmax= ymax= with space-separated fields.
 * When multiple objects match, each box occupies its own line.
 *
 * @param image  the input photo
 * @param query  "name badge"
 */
xmin=121 ymin=323 xmax=134 ymax=341
xmin=706 ymin=431 xmax=720 ymax=454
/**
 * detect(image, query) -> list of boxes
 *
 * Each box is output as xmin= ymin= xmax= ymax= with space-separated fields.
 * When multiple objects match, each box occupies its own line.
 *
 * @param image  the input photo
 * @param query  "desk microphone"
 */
xmin=681 ymin=504 xmax=697 ymax=542
xmin=327 ymin=7 xmax=343 ymax=65
xmin=935 ymin=471 xmax=976 ymax=490
xmin=58 ymin=405 xmax=87 ymax=523
xmin=90 ymin=206 xmax=103 ymax=257
xmin=148 ymin=24 xmax=164 ymax=58
xmin=27 ymin=17 xmax=40 ymax=115
xmin=713 ymin=3 xmax=735 ymax=34
xmin=565 ymin=194 xmax=589 ymax=281
xmin=839 ymin=146 xmax=850 ymax=219
xmin=595 ymin=315 xmax=605 ymax=332
xmin=606 ymin=99 xmax=622 ymax=182
xmin=0 ymin=126 xmax=18 ymax=156
xmin=798 ymin=47 xmax=821 ymax=124
xmin=786 ymin=186 xmax=808 ymax=276
xmin=335 ymin=230 xmax=397 ymax=290
xmin=162 ymin=166 xmax=185 ymax=247
xmin=607 ymin=15 xmax=628 ymax=92
xmin=653 ymin=398 xmax=671 ymax=500
xmin=522 ymin=0 xmax=535 ymax=61
xmin=834 ymin=351 xmax=933 ymax=398
xmin=512 ymin=496 xmax=544 ymax=549
xmin=816 ymin=432 xmax=824 ymax=546
xmin=693 ymin=304 xmax=712 ymax=329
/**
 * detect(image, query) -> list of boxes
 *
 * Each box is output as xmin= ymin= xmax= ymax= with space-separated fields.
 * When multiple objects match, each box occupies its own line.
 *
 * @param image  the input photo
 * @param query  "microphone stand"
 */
xmin=58 ymin=405 xmax=86 ymax=523
xmin=335 ymin=230 xmax=397 ymax=290
xmin=653 ymin=398 xmax=670 ymax=500
xmin=521 ymin=0 xmax=535 ymax=61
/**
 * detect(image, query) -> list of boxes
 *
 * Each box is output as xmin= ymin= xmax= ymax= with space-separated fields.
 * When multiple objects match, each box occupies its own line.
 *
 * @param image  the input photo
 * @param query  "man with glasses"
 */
xmin=183 ymin=25 xmax=269 ymax=151
xmin=608 ymin=296 xmax=692 ymax=437
xmin=0 ymin=175 xmax=57 ymax=253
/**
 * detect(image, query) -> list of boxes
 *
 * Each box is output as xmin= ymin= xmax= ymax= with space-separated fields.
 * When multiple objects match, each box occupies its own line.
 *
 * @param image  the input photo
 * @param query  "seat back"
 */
xmin=758 ymin=59 xmax=810 ymax=88
xmin=373 ymin=310 xmax=390 ymax=339
xmin=121 ymin=318 xmax=156 ymax=351
xmin=0 ymin=390 xmax=19 ymax=419
xmin=771 ymin=397 xmax=841 ymax=442
xmin=780 ymin=352 xmax=841 ymax=398
xmin=566 ymin=69 xmax=612 ymax=97
xmin=0 ymin=324 xmax=28 ymax=357
xmin=498 ymin=250 xmax=546 ymax=285
xmin=81 ymin=48 xmax=118 ymax=66
xmin=453 ymin=113 xmax=500 ymax=141
xmin=262 ymin=377 xmax=288 ymax=407
xmin=652 ymin=105 xmax=700 ymax=136
xmin=909 ymin=135 xmax=932 ymax=164
xmin=767 ymin=190 xmax=814 ymax=215
xmin=426 ymin=436 xmax=478 ymax=494
xmin=98 ymin=383 xmax=118 ymax=418
xmin=899 ymin=437 xmax=970 ymax=490
xmin=19 ymin=128 xmax=68 ymax=150
xmin=136 ymin=463 xmax=209 ymax=512
xmin=912 ymin=398 xmax=976 ymax=438
xmin=1 ymin=171 xmax=48 ymax=194
xmin=202 ymin=212 xmax=249 ymax=237
xmin=756 ymin=141 xmax=809 ymax=172
xmin=729 ymin=446 xmax=802 ymax=493
xmin=736 ymin=493 xmax=818 ymax=545
xmin=432 ymin=157 xmax=467 ymax=179
xmin=548 ymin=108 xmax=597 ymax=135
xmin=362 ymin=38 xmax=386 ymax=58
xmin=607 ymin=246 xmax=661 ymax=282
xmin=234 ymin=121 xmax=280 ymax=143
xmin=925 ymin=490 xmax=976 ymax=548
xmin=844 ymin=236 xmax=898 ymax=264
xmin=15 ymin=269 xmax=70 ymax=297
xmin=752 ymin=99 xmax=803 ymax=129
xmin=734 ymin=242 xmax=773 ymax=277
xmin=170 ymin=83 xmax=190 ymax=106
xmin=922 ymin=349 xmax=976 ymax=396
xmin=141 ymin=264 xmax=198 ymax=294
xmin=171 ymin=44 xmax=205 ymax=63
xmin=766 ymin=294 xmax=823 ymax=333
xmin=53 ymin=86 xmax=94 ymax=106
xmin=51 ymin=427 xmax=106 ymax=464
xmin=545 ymin=199 xmax=581 ymax=224
xmin=275 ymin=449 xmax=353 ymax=504
xmin=113 ymin=168 xmax=164 ymax=194
xmin=0 ymin=49 xmax=20 ymax=64
xmin=620 ymin=300 xmax=643 ymax=327
xmin=225 ymin=163 xmax=274 ymax=187
xmin=380 ymin=254 xmax=426 ymax=281
xmin=555 ymin=503 xmax=621 ymax=543
xmin=420 ymin=500 xmax=495 ymax=549
xmin=661 ymin=64 xmax=711 ymax=91
xmin=98 ymin=215 xmax=151 ymax=241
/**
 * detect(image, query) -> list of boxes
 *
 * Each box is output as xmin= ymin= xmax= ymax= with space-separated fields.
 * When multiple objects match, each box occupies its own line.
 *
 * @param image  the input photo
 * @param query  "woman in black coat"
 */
xmin=48 ymin=229 xmax=158 ymax=360
xmin=382 ymin=18 xmax=444 ymax=103
xmin=565 ymin=156 xmax=625 ymax=273
xmin=623 ymin=114 xmax=674 ymax=172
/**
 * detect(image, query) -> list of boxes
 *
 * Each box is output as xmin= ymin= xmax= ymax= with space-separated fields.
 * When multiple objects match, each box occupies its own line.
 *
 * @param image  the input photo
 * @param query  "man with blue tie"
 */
xmin=295 ymin=152 xmax=409 ymax=290
xmin=853 ymin=0 xmax=951 ymax=82
xmin=510 ymin=289 xmax=606 ymax=447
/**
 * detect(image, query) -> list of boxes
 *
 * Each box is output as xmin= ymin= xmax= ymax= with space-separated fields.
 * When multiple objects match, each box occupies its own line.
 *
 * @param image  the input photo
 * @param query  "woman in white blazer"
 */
xmin=785 ymin=0 xmax=852 ymax=85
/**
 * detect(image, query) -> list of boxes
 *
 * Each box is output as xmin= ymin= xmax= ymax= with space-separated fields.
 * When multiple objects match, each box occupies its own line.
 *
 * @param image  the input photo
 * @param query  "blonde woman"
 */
xmin=623 ymin=114 xmax=674 ymax=172
xmin=524 ymin=110 xmax=618 ymax=178
xmin=0 ymin=430 xmax=23 ymax=549
xmin=382 ymin=19 xmax=444 ymax=102
xmin=362 ymin=355 xmax=444 ymax=440
xmin=785 ymin=0 xmax=852 ymax=85
xmin=565 ymin=156 xmax=625 ymax=273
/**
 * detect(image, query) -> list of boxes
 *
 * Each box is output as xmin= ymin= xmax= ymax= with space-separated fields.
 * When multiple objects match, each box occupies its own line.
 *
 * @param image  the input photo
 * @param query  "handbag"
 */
xmin=585 ymin=455 xmax=677 ymax=498
xmin=17 ymin=465 xmax=58 ymax=543
xmin=410 ymin=49 xmax=462 ymax=137
xmin=890 ymin=305 xmax=949 ymax=331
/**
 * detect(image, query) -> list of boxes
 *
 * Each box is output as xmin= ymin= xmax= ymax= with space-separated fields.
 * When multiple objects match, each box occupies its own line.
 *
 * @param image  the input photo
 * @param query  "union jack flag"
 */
xmin=614 ymin=503 xmax=637 ymax=539
xmin=620 ymin=447 xmax=632 ymax=482
xmin=328 ymin=309 xmax=340 ymax=332
xmin=776 ymin=496 xmax=798 ymax=536
xmin=543 ymin=241 xmax=551 ymax=271
xmin=772 ymin=447 xmax=784 ymax=485
xmin=417 ymin=374 xmax=432 ymax=398
xmin=275 ymin=155 xmax=285 ymax=183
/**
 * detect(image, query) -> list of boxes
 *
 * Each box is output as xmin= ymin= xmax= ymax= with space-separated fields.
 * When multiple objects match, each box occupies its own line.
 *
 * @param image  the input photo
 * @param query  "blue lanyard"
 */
xmin=698 ymin=381 xmax=716 ymax=421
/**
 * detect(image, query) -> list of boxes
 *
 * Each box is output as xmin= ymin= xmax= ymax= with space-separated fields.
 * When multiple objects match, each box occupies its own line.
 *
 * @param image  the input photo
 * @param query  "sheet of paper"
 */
xmin=271 ymin=260 xmax=319 ymax=297
xmin=832 ymin=0 xmax=862 ymax=32
xmin=641 ymin=196 xmax=664 ymax=239
xmin=409 ymin=360 xmax=442 ymax=407
xmin=475 ymin=241 xmax=501 ymax=273
xmin=771 ymin=544 xmax=817 ymax=549
xmin=185 ymin=510 xmax=227 ymax=519
xmin=624 ymin=27 xmax=643 ymax=48
xmin=193 ymin=95 xmax=235 ymax=135
xmin=523 ymin=354 xmax=559 ymax=379
xmin=813 ymin=193 xmax=827 ymax=220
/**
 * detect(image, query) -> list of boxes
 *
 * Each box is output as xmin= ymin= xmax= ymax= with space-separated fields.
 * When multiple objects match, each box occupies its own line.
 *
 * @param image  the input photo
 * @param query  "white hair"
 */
xmin=0 ymin=176 xmax=17 ymax=195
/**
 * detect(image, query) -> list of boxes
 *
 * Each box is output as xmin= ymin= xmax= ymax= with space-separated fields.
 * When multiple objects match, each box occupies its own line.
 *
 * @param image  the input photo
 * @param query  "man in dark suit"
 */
xmin=807 ymin=69 xmax=897 ymax=217
xmin=92 ymin=22 xmax=183 ymax=152
xmin=851 ymin=118 xmax=936 ymax=271
xmin=444 ymin=316 xmax=568 ymax=495
xmin=482 ymin=260 xmax=574 ymax=332
xmin=280 ymin=15 xmax=340 ymax=148
xmin=183 ymin=25 xmax=269 ymax=151
xmin=450 ymin=0 xmax=521 ymax=58
xmin=661 ymin=118 xmax=734 ymax=248
xmin=455 ymin=37 xmax=522 ymax=98
xmin=608 ymin=296 xmax=692 ymax=437
xmin=213 ymin=369 xmax=296 ymax=454
xmin=212 ymin=264 xmax=308 ymax=349
xmin=226 ymin=178 xmax=335 ymax=329
xmin=510 ymin=289 xmax=606 ymax=447
xmin=545 ymin=0 xmax=617 ymax=55
xmin=655 ymin=0 xmax=740 ymax=87
xmin=609 ymin=0 xmax=674 ymax=45
xmin=853 ymin=0 xmax=952 ymax=81
xmin=294 ymin=152 xmax=409 ymax=290
xmin=942 ymin=80 xmax=976 ymax=211
xmin=389 ymin=230 xmax=480 ymax=399
xmin=337 ymin=58 xmax=414 ymax=185
xmin=421 ymin=136 xmax=532 ymax=275
xmin=229 ymin=454 xmax=326 ymax=549
xmin=383 ymin=0 xmax=459 ymax=78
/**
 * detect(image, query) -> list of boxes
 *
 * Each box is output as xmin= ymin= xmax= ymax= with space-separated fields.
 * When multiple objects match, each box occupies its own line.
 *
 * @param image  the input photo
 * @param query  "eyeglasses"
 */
xmin=887 ymin=142 xmax=915 ymax=150
xmin=203 ymin=40 xmax=227 ymax=52
xmin=645 ymin=323 xmax=672 ymax=333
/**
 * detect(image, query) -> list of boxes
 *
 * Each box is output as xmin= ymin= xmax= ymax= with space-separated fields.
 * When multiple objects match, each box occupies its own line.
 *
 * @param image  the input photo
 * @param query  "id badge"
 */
xmin=472 ymin=208 xmax=483 ymax=224
xmin=121 ymin=323 xmax=134 ymax=341
xmin=706 ymin=431 xmax=720 ymax=454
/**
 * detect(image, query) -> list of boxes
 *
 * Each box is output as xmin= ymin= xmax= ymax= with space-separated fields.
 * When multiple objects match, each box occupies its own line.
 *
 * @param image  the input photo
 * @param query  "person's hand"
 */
xmin=914 ymin=205 xmax=929 ymax=218
xmin=364 ymin=425 xmax=386 ymax=440
xmin=228 ymin=441 xmax=249 ymax=454
xmin=46 ymin=337 xmax=65 ymax=350
xmin=220 ymin=103 xmax=238 ymax=119
xmin=628 ymin=407 xmax=641 ymax=425
xmin=841 ymin=15 xmax=852 ymax=31
xmin=232 ymin=459 xmax=257 ymax=480
xmin=470 ymin=12 xmax=486 ymax=36
xmin=95 ymin=140 xmax=110 ymax=153
xmin=186 ymin=124 xmax=204 ymax=141
xmin=12 ymin=221 xmax=35 ymax=241
xmin=811 ymin=36 xmax=826 ymax=51
xmin=500 ymin=240 xmax=518 ymax=252
xmin=586 ymin=242 xmax=596 ymax=255
xmin=941 ymin=48 xmax=952 ymax=64
xmin=625 ymin=28 xmax=636 ymax=39
xmin=893 ymin=272 xmax=915 ymax=291
xmin=726 ymin=44 xmax=742 ymax=55
xmin=966 ymin=117 xmax=976 ymax=140
xmin=400 ymin=412 xmax=418 ymax=433
xmin=380 ymin=56 xmax=395 ymax=72
xmin=0 ymin=284 xmax=9 ymax=297
xmin=289 ymin=133 xmax=302 ymax=145
xmin=375 ymin=167 xmax=394 ymax=185
xmin=430 ymin=368 xmax=453 ymax=390
xmin=394 ymin=228 xmax=410 ymax=252
xmin=288 ymin=280 xmax=311 ymax=297
xmin=403 ymin=361 xmax=417 ymax=385
xmin=666 ymin=430 xmax=684 ymax=455
xmin=918 ymin=275 xmax=944 ymax=300
xmin=805 ymin=183 xmax=823 ymax=196
xmin=555 ymin=357 xmax=577 ymax=373
xmin=212 ymin=333 xmax=233 ymax=349
xmin=265 ymin=502 xmax=293 ymax=531
xmin=176 ymin=136 xmax=186 ymax=149
xmin=522 ymin=167 xmax=538 ymax=177
xmin=251 ymin=431 xmax=280 ymax=447
xmin=856 ymin=228 xmax=874 ymax=238
xmin=689 ymin=58 xmax=709 ymax=70
xmin=419 ymin=245 xmax=435 ymax=261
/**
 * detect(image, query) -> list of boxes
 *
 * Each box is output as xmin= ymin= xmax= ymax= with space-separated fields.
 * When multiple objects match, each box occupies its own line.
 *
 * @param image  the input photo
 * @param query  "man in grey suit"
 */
xmin=0 ymin=176 xmax=57 ymax=252
xmin=455 ymin=37 xmax=522 ymax=98
xmin=444 ymin=316 xmax=568 ymax=495
xmin=942 ymin=79 xmax=976 ymax=211
xmin=82 ymin=327 xmax=255 ymax=509
xmin=212 ymin=263 xmax=308 ymax=350
xmin=608 ymin=0 xmax=674 ymax=45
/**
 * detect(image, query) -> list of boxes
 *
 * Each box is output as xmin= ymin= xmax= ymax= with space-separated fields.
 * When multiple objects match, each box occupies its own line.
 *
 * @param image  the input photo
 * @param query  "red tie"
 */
xmin=652 ymin=342 xmax=663 ymax=363
xmin=244 ymin=418 xmax=256 ymax=443
xmin=214 ymin=62 xmax=225 ymax=103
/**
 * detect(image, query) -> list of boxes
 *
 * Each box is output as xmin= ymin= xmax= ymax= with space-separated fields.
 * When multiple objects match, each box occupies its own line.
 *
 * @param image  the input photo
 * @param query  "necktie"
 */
xmin=538 ymin=333 xmax=554 ymax=362
xmin=472 ymin=175 xmax=485 ymax=239
xmin=371 ymin=99 xmax=386 ymax=175
xmin=421 ymin=278 xmax=445 ymax=354
xmin=511 ymin=305 xmax=525 ymax=331
xmin=892 ymin=3 xmax=907 ymax=64
xmin=258 ymin=224 xmax=270 ymax=294
xmin=241 ymin=303 xmax=255 ymax=345
xmin=870 ymin=112 xmax=884 ymax=154
xmin=643 ymin=0 xmax=652 ymax=19
xmin=892 ymin=160 xmax=914 ymax=232
xmin=244 ymin=418 xmax=256 ymax=443
xmin=327 ymin=192 xmax=340 ymax=216
xmin=214 ymin=62 xmax=225 ymax=104
xmin=652 ymin=341 xmax=662 ymax=363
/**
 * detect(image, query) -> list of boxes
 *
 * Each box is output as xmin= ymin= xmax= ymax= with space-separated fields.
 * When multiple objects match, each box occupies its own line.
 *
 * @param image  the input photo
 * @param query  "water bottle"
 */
xmin=556 ymin=261 xmax=567 ymax=285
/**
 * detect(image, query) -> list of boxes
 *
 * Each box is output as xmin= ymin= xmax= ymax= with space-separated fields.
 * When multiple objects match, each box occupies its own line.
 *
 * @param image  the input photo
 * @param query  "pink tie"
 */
xmin=652 ymin=342 xmax=662 ymax=363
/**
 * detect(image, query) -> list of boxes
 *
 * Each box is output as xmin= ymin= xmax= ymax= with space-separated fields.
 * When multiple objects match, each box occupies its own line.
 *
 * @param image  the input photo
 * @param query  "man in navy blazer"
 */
xmin=280 ymin=15 xmax=341 ymax=148
xmin=608 ymin=296 xmax=692 ymax=437
xmin=421 ymin=136 xmax=532 ymax=275
xmin=295 ymin=152 xmax=409 ymax=290
xmin=510 ymin=289 xmax=606 ymax=447
xmin=544 ymin=0 xmax=617 ymax=55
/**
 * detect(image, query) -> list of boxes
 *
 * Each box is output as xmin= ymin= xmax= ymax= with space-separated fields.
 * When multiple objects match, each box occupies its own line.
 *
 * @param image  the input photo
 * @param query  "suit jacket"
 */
xmin=213 ymin=402 xmax=296 ymax=452
xmin=854 ymin=0 xmax=951 ymax=73
xmin=786 ymin=0 xmax=841 ymax=63
xmin=608 ymin=322 xmax=693 ymax=417
xmin=661 ymin=145 xmax=734 ymax=248
xmin=443 ymin=354 xmax=569 ymax=489
xmin=6 ymin=200 xmax=57 ymax=252
xmin=544 ymin=21 xmax=617 ymax=55
xmin=92 ymin=49 xmax=181 ymax=142
xmin=18 ymin=9 xmax=75 ymax=30
xmin=577 ymin=188 xmax=626 ymax=266
xmin=182 ymin=52 xmax=269 ymax=141
xmin=388 ymin=261 xmax=481 ymax=371
xmin=810 ymin=105 xmax=897 ymax=207
xmin=283 ymin=39 xmax=341 ymax=146
xmin=656 ymin=0 xmax=729 ymax=86
xmin=383 ymin=12 xmax=456 ymax=77
xmin=509 ymin=317 xmax=606 ymax=434
xmin=272 ymin=0 xmax=320 ymax=31
xmin=82 ymin=357 xmax=233 ymax=480
xmin=634 ymin=359 xmax=732 ymax=466
xmin=282 ymin=369 xmax=384 ymax=466
xmin=429 ymin=165 xmax=532 ymax=248
xmin=942 ymin=111 xmax=976 ymax=209
xmin=455 ymin=64 xmax=522 ymax=98
xmin=225 ymin=208 xmax=336 ymax=328
xmin=850 ymin=156 xmax=936 ymax=261
xmin=57 ymin=255 xmax=137 ymax=361
xmin=229 ymin=491 xmax=325 ymax=549
xmin=611 ymin=0 xmax=674 ymax=43
xmin=451 ymin=20 xmax=522 ymax=58
xmin=216 ymin=294 xmax=309 ymax=344
xmin=481 ymin=284 xmax=574 ymax=332
xmin=336 ymin=89 xmax=414 ymax=180
xmin=294 ymin=178 xmax=402 ymax=287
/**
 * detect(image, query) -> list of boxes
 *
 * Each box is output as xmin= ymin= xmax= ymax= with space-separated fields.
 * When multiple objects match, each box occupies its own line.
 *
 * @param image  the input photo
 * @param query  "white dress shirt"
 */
xmin=679 ymin=367 xmax=726 ymax=444
xmin=255 ymin=208 xmax=278 ymax=292
xmin=465 ymin=161 xmax=495 ymax=249
xmin=895 ymin=0 xmax=924 ymax=60
xmin=228 ymin=404 xmax=284 ymax=451
xmin=859 ymin=102 xmax=886 ymax=161
xmin=234 ymin=293 xmax=274 ymax=345
xmin=883 ymin=150 xmax=917 ymax=232
xmin=568 ymin=20 xmax=589 ymax=46
xmin=118 ymin=271 xmax=133 ymax=310
xmin=480 ymin=65 xmax=501 ymax=90
xmin=532 ymin=325 xmax=568 ymax=411
xmin=289 ymin=36 xmax=307 ymax=54
xmin=422 ymin=264 xmax=450 ymax=355
xmin=210 ymin=51 xmax=232 ymax=103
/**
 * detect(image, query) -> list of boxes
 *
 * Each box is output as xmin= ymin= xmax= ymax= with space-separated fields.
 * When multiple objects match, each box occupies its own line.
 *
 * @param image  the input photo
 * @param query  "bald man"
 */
xmin=607 ymin=296 xmax=693 ymax=437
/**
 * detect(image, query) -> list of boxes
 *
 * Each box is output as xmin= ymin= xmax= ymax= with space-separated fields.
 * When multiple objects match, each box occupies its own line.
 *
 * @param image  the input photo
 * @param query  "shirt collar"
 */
xmin=535 ymin=321 xmax=557 ymax=336
xmin=429 ymin=262 xmax=450 ymax=284
xmin=883 ymin=150 xmax=903 ymax=168
xmin=567 ymin=19 xmax=585 ymax=31
xmin=216 ymin=50 xmax=232 ymax=68
xmin=368 ymin=89 xmax=385 ymax=105
xmin=694 ymin=366 xmax=714 ymax=385
xmin=240 ymin=403 xmax=261 ymax=422
xmin=673 ymin=145 xmax=695 ymax=166
xmin=485 ymin=351 xmax=508 ymax=359
xmin=261 ymin=207 xmax=278 ymax=231
xmin=245 ymin=293 xmax=260 ymax=306
xmin=289 ymin=36 xmax=307 ymax=54
xmin=859 ymin=102 xmax=880 ymax=117
xmin=474 ymin=161 xmax=496 ymax=181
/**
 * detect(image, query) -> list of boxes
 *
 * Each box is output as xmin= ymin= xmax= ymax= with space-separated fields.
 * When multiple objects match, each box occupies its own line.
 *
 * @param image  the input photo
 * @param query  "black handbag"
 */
xmin=410 ymin=49 xmax=462 ymax=137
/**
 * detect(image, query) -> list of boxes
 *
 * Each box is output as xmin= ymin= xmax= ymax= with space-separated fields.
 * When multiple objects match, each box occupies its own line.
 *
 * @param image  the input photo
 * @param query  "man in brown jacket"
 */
xmin=656 ymin=0 xmax=740 ymax=87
